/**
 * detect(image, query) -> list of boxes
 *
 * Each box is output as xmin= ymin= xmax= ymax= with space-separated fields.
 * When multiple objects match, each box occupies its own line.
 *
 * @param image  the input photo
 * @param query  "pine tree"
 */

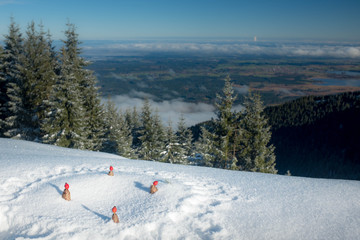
xmin=1 ymin=19 xmax=28 ymax=139
xmin=61 ymin=22 xmax=105 ymax=150
xmin=238 ymin=92 xmax=277 ymax=174
xmin=79 ymin=59 xmax=105 ymax=151
xmin=102 ymin=98 xmax=122 ymax=153
xmin=116 ymin=110 xmax=135 ymax=158
xmin=18 ymin=22 xmax=57 ymax=141
xmin=41 ymin=44 xmax=86 ymax=149
xmin=161 ymin=120 xmax=178 ymax=163
xmin=214 ymin=75 xmax=237 ymax=169
xmin=102 ymin=100 xmax=135 ymax=158
xmin=137 ymin=99 xmax=154 ymax=160
xmin=137 ymin=99 xmax=165 ymax=161
xmin=0 ymin=45 xmax=5 ymax=136
xmin=195 ymin=126 xmax=217 ymax=167
xmin=152 ymin=110 xmax=166 ymax=161
xmin=176 ymin=114 xmax=193 ymax=164
xmin=124 ymin=106 xmax=141 ymax=147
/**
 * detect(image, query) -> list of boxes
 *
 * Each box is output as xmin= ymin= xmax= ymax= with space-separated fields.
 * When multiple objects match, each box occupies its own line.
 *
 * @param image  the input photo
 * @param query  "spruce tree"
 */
xmin=61 ymin=22 xmax=104 ymax=150
xmin=161 ymin=120 xmax=178 ymax=163
xmin=238 ymin=92 xmax=277 ymax=174
xmin=124 ymin=106 xmax=141 ymax=147
xmin=214 ymin=75 xmax=237 ymax=169
xmin=152 ymin=110 xmax=166 ymax=161
xmin=102 ymin=98 xmax=122 ymax=154
xmin=116 ymin=110 xmax=135 ymax=158
xmin=176 ymin=115 xmax=193 ymax=164
xmin=79 ymin=62 xmax=105 ymax=151
xmin=41 ymin=46 xmax=86 ymax=148
xmin=137 ymin=99 xmax=154 ymax=160
xmin=1 ymin=19 xmax=28 ymax=139
xmin=195 ymin=126 xmax=217 ymax=167
xmin=137 ymin=99 xmax=165 ymax=161
xmin=0 ymin=45 xmax=5 ymax=136
xmin=19 ymin=22 xmax=57 ymax=141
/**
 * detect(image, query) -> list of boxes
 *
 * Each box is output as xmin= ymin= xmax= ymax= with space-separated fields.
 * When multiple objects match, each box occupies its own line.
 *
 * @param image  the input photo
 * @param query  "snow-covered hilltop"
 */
xmin=0 ymin=138 xmax=359 ymax=240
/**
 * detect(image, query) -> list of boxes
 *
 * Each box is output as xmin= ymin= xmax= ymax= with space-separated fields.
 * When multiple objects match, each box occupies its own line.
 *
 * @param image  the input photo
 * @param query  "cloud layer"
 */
xmin=103 ymin=93 xmax=243 ymax=128
xmin=104 ymin=94 xmax=216 ymax=128
xmin=83 ymin=40 xmax=360 ymax=58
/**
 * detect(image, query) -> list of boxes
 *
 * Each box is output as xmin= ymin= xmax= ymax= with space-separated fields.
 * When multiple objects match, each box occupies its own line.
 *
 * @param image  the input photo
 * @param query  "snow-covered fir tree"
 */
xmin=214 ymin=75 xmax=238 ymax=169
xmin=238 ymin=92 xmax=277 ymax=174
xmin=81 ymin=80 xmax=106 ymax=151
xmin=0 ymin=44 xmax=5 ymax=136
xmin=176 ymin=115 xmax=193 ymax=164
xmin=41 ymin=31 xmax=87 ymax=149
xmin=116 ymin=110 xmax=136 ymax=158
xmin=161 ymin=120 xmax=178 ymax=164
xmin=152 ymin=110 xmax=166 ymax=161
xmin=18 ymin=22 xmax=57 ymax=141
xmin=124 ymin=106 xmax=141 ymax=148
xmin=137 ymin=99 xmax=165 ymax=161
xmin=101 ymin=99 xmax=135 ymax=158
xmin=1 ymin=19 xmax=28 ymax=139
xmin=101 ymin=98 xmax=123 ymax=154
xmin=195 ymin=125 xmax=217 ymax=167
xmin=137 ymin=99 xmax=155 ymax=160
xmin=41 ymin=50 xmax=86 ymax=148
xmin=61 ymin=22 xmax=105 ymax=150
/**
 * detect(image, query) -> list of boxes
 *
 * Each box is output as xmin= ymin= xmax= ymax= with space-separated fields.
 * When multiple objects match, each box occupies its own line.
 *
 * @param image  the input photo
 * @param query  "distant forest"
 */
xmin=264 ymin=91 xmax=360 ymax=180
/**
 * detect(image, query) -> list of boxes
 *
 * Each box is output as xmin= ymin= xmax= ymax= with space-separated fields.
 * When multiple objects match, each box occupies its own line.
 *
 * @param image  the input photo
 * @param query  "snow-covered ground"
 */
xmin=0 ymin=138 xmax=359 ymax=240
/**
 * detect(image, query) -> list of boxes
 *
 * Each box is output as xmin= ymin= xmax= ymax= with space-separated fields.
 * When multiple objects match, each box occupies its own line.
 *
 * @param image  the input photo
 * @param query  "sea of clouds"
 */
xmin=82 ymin=39 xmax=360 ymax=58
xmin=103 ymin=90 xmax=245 ymax=128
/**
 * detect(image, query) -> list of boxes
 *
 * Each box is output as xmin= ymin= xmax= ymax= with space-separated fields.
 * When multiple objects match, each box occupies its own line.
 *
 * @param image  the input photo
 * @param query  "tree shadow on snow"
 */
xmin=48 ymin=183 xmax=63 ymax=196
xmin=134 ymin=181 xmax=149 ymax=193
xmin=82 ymin=204 xmax=111 ymax=222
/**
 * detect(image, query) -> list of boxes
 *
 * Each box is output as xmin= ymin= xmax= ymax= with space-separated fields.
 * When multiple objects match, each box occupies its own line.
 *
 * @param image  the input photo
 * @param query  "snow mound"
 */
xmin=0 ymin=138 xmax=359 ymax=240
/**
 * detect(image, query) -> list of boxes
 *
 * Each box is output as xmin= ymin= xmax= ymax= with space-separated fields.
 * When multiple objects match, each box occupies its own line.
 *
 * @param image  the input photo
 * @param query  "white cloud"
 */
xmin=104 ymin=95 xmax=216 ymax=128
xmin=83 ymin=40 xmax=360 ymax=58
xmin=234 ymin=85 xmax=249 ymax=95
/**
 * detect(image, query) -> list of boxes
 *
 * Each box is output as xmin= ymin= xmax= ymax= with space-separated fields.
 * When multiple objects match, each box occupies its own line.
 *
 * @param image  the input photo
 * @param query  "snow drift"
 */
xmin=0 ymin=138 xmax=359 ymax=240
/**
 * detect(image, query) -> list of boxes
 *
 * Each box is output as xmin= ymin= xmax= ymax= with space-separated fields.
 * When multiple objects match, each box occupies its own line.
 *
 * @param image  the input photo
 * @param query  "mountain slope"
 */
xmin=0 ymin=138 xmax=359 ymax=240
xmin=265 ymin=91 xmax=360 ymax=179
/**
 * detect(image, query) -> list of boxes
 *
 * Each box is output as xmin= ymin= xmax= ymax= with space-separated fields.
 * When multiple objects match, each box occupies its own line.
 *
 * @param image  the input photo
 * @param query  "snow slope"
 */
xmin=0 ymin=138 xmax=359 ymax=240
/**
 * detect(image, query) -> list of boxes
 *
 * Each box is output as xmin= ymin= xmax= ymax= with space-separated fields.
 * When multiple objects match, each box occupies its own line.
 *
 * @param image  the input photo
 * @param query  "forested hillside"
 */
xmin=0 ymin=20 xmax=277 ymax=175
xmin=264 ymin=91 xmax=360 ymax=180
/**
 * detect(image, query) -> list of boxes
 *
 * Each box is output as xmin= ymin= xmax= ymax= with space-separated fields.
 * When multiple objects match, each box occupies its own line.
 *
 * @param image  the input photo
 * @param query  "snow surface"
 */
xmin=0 ymin=138 xmax=359 ymax=240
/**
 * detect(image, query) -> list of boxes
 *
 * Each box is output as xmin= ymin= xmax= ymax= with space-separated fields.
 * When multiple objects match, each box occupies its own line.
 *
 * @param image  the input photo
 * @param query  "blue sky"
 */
xmin=0 ymin=0 xmax=360 ymax=41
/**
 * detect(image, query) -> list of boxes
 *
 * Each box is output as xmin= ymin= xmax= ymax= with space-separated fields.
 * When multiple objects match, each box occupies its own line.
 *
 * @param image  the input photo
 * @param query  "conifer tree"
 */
xmin=238 ymin=92 xmax=277 ymax=174
xmin=41 ymin=46 xmax=86 ymax=148
xmin=0 ymin=45 xmax=5 ymax=136
xmin=101 ymin=99 xmax=123 ymax=154
xmin=214 ymin=75 xmax=237 ymax=169
xmin=124 ymin=106 xmax=141 ymax=147
xmin=176 ymin=115 xmax=193 ymax=164
xmin=19 ymin=22 xmax=57 ymax=140
xmin=161 ymin=120 xmax=178 ymax=163
xmin=152 ymin=110 xmax=166 ymax=160
xmin=1 ymin=19 xmax=28 ymax=139
xmin=195 ymin=126 xmax=217 ymax=167
xmin=137 ymin=99 xmax=154 ymax=160
xmin=137 ymin=99 xmax=165 ymax=161
xmin=116 ymin=110 xmax=135 ymax=158
xmin=61 ymin=22 xmax=105 ymax=150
